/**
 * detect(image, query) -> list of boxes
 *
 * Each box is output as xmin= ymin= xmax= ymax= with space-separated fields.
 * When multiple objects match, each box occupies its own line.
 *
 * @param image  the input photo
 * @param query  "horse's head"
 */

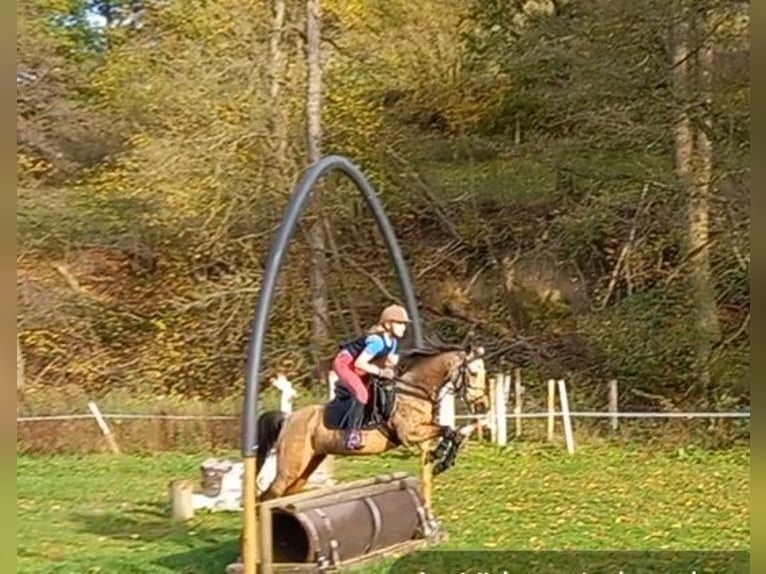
xmin=446 ymin=345 xmax=488 ymax=414
xmin=399 ymin=343 xmax=489 ymax=414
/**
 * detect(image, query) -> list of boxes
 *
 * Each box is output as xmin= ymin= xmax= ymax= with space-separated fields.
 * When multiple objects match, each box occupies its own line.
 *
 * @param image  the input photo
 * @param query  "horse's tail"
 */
xmin=255 ymin=409 xmax=287 ymax=473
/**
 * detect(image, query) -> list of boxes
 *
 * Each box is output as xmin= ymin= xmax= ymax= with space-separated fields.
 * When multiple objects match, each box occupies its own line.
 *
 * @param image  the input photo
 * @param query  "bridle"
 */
xmin=388 ymin=352 xmax=482 ymax=412
xmin=439 ymin=355 xmax=485 ymax=414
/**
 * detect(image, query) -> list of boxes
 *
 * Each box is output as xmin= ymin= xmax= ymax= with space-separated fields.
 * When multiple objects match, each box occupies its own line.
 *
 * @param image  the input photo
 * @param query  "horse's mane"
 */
xmin=398 ymin=336 xmax=465 ymax=370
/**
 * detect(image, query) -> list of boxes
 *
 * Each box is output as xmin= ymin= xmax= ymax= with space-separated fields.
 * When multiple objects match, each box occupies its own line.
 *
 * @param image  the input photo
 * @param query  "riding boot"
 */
xmin=343 ymin=398 xmax=365 ymax=450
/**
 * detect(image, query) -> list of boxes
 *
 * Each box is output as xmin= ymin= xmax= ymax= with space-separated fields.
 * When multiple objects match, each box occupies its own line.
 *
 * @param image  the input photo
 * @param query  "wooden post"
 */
xmin=547 ymin=379 xmax=556 ymax=442
xmin=513 ymin=368 xmax=522 ymax=438
xmin=608 ymin=379 xmax=619 ymax=431
xmin=494 ymin=375 xmax=507 ymax=446
xmin=557 ymin=379 xmax=576 ymax=454
xmin=243 ymin=456 xmax=258 ymax=574
xmin=259 ymin=496 xmax=273 ymax=573
xmin=169 ymin=479 xmax=194 ymax=521
xmin=87 ymin=401 xmax=121 ymax=454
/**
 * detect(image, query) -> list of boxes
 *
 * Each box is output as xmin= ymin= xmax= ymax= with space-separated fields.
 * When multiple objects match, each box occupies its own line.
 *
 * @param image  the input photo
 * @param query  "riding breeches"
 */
xmin=332 ymin=350 xmax=370 ymax=405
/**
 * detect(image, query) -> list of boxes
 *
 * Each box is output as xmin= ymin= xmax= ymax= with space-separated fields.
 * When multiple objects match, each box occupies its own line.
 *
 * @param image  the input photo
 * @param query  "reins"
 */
xmin=391 ymin=377 xmax=438 ymax=404
xmin=386 ymin=355 xmax=473 ymax=407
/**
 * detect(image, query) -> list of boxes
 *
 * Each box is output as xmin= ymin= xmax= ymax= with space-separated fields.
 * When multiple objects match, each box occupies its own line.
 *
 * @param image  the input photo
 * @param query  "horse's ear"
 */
xmin=465 ymin=345 xmax=485 ymax=362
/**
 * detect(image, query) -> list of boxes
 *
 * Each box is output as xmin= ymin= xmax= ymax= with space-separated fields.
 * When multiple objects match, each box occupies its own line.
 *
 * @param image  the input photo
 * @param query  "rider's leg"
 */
xmin=332 ymin=351 xmax=370 ymax=449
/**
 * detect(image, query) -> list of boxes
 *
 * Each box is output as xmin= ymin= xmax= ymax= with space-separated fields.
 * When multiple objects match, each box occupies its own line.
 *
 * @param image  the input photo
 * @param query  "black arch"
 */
xmin=241 ymin=155 xmax=424 ymax=457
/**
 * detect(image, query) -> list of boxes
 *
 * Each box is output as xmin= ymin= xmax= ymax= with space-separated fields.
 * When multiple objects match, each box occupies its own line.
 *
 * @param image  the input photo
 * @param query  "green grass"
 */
xmin=17 ymin=443 xmax=749 ymax=573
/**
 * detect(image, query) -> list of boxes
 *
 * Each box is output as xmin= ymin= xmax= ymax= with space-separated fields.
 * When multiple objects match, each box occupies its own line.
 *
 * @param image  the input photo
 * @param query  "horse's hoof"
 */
xmin=427 ymin=446 xmax=445 ymax=464
xmin=425 ymin=515 xmax=443 ymax=538
xmin=433 ymin=458 xmax=451 ymax=475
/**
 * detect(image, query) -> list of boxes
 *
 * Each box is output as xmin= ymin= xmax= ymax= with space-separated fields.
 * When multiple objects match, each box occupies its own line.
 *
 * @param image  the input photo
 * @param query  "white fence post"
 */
xmin=487 ymin=373 xmax=500 ymax=442
xmin=557 ymin=379 xmax=576 ymax=454
xmin=513 ymin=368 xmax=522 ymax=438
xmin=608 ymin=379 xmax=619 ymax=431
xmin=494 ymin=375 xmax=508 ymax=446
xmin=547 ymin=379 xmax=556 ymax=442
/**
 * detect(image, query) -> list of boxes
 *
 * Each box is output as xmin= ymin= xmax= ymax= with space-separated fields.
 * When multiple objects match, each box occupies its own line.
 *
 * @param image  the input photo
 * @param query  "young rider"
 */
xmin=331 ymin=304 xmax=411 ymax=449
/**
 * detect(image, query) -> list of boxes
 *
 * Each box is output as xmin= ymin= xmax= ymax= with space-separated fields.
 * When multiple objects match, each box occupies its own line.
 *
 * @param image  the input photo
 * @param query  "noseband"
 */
xmin=444 ymin=356 xmax=482 ymax=411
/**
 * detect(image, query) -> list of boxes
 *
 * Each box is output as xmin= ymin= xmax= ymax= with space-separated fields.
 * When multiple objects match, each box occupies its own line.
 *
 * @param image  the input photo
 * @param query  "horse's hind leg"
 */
xmin=283 ymin=454 xmax=327 ymax=496
xmin=261 ymin=411 xmax=319 ymax=501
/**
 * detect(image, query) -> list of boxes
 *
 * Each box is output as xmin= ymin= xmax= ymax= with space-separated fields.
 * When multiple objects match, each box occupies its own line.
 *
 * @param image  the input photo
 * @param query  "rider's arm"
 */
xmin=354 ymin=336 xmax=385 ymax=376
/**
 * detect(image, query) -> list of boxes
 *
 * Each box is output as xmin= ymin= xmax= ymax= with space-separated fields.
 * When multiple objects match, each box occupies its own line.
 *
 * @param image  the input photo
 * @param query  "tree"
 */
xmin=305 ymin=0 xmax=330 ymax=366
xmin=672 ymin=0 xmax=721 ymax=397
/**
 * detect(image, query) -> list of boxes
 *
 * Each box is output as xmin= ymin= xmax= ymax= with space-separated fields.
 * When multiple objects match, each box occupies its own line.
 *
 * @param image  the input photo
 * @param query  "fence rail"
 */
xmin=17 ymin=371 xmax=749 ymax=455
xmin=455 ymin=411 xmax=750 ymax=420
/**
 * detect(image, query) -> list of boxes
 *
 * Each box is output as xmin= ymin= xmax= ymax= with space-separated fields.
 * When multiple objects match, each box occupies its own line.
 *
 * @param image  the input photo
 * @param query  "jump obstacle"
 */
xmin=231 ymin=156 xmax=436 ymax=574
xmin=250 ymin=472 xmax=441 ymax=573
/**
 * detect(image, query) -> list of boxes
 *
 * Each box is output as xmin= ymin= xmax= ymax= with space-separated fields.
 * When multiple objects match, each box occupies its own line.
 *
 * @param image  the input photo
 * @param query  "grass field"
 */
xmin=17 ymin=442 xmax=749 ymax=573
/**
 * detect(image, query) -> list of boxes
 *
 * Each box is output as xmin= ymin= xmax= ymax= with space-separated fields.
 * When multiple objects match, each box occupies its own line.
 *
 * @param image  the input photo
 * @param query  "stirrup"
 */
xmin=345 ymin=429 xmax=363 ymax=450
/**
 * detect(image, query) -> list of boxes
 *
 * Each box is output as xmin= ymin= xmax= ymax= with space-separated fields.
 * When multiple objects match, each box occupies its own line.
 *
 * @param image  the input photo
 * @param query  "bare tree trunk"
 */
xmin=673 ymin=0 xmax=720 ymax=399
xmin=306 ymin=0 xmax=330 ymax=359
xmin=269 ymin=0 xmax=287 ymax=163
xmin=690 ymin=4 xmax=720 ymax=398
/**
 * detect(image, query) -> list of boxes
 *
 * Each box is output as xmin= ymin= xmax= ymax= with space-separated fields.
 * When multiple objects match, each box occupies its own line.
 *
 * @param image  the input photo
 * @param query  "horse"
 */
xmin=254 ymin=343 xmax=489 ymax=508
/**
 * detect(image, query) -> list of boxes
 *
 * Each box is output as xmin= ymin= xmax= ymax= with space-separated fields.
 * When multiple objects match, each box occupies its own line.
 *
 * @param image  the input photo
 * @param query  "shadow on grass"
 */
xmin=71 ymin=498 xmax=242 ymax=572
xmin=153 ymin=539 xmax=241 ymax=573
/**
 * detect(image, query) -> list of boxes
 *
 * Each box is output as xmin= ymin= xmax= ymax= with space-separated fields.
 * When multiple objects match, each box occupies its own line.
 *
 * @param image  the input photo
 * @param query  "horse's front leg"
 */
xmin=403 ymin=423 xmax=446 ymax=521
xmin=432 ymin=420 xmax=482 ymax=474
xmin=428 ymin=426 xmax=457 ymax=463
xmin=405 ymin=421 xmax=450 ymax=445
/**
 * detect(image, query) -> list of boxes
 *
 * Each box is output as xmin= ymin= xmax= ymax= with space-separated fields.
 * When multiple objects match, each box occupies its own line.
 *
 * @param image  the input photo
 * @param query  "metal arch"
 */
xmin=241 ymin=154 xmax=424 ymax=458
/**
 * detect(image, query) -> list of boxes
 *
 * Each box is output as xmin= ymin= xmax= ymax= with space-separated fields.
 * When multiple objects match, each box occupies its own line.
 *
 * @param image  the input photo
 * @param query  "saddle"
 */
xmin=323 ymin=376 xmax=397 ymax=434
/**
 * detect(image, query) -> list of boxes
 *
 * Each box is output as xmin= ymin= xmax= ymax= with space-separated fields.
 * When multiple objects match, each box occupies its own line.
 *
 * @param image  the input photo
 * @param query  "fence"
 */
xmin=439 ymin=373 xmax=749 ymax=454
xmin=17 ymin=371 xmax=749 ymax=455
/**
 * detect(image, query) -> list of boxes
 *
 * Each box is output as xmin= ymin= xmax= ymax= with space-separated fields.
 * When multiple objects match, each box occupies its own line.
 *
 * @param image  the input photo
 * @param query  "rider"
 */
xmin=331 ymin=304 xmax=411 ymax=450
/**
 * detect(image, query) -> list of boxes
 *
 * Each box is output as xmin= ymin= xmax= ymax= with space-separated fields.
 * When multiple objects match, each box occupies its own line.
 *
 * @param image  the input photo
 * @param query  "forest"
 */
xmin=17 ymin=0 xmax=749 ymax=420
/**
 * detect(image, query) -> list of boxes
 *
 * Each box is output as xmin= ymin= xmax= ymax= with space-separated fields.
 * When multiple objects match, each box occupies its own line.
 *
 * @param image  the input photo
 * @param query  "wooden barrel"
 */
xmin=268 ymin=474 xmax=431 ymax=568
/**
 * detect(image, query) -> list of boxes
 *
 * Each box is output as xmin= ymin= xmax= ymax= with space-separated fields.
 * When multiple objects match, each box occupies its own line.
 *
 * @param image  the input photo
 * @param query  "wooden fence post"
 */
xmin=169 ymin=479 xmax=194 ymax=521
xmin=87 ymin=401 xmax=120 ymax=454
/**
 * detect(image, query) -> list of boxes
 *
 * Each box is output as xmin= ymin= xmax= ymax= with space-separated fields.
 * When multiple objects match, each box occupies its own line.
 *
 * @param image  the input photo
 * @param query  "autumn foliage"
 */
xmin=17 ymin=0 xmax=749 ymax=432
